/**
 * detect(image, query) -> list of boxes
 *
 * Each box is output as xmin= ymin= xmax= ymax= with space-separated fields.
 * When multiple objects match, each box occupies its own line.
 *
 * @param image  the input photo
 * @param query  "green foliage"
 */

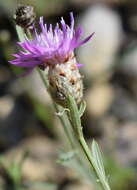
xmin=0 ymin=153 xmax=58 ymax=190
xmin=58 ymin=150 xmax=77 ymax=164
xmin=79 ymin=101 xmax=86 ymax=118
xmin=105 ymin=157 xmax=135 ymax=190
xmin=92 ymin=140 xmax=106 ymax=178
xmin=91 ymin=140 xmax=110 ymax=190
xmin=57 ymin=149 xmax=95 ymax=183
xmin=0 ymin=152 xmax=28 ymax=189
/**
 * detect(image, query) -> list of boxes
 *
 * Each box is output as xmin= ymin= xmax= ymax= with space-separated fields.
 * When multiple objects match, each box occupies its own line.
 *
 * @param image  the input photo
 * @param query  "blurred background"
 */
xmin=1 ymin=0 xmax=137 ymax=189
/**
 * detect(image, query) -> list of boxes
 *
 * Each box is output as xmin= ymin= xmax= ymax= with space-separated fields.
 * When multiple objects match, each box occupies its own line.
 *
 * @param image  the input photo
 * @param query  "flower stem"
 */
xmin=54 ymin=104 xmax=75 ymax=149
xmin=66 ymin=95 xmax=111 ymax=190
xmin=37 ymin=69 xmax=110 ymax=190
xmin=37 ymin=69 xmax=95 ymax=182
xmin=37 ymin=68 xmax=49 ymax=88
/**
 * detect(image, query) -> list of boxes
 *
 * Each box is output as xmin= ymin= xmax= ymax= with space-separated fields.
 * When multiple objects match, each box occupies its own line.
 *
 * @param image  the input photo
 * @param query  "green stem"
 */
xmin=79 ymin=136 xmax=110 ymax=190
xmin=36 ymin=70 xmax=109 ymax=189
xmin=36 ymin=70 xmax=94 ymax=182
xmin=54 ymin=104 xmax=75 ymax=149
xmin=36 ymin=69 xmax=74 ymax=148
xmin=67 ymin=95 xmax=110 ymax=190
xmin=37 ymin=68 xmax=49 ymax=88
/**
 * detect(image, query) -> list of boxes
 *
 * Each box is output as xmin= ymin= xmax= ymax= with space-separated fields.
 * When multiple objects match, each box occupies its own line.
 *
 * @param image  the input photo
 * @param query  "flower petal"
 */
xmin=76 ymin=32 xmax=95 ymax=48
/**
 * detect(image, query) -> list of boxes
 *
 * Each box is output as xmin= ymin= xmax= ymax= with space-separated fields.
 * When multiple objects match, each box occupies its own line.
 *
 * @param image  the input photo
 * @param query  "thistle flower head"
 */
xmin=10 ymin=13 xmax=94 ymax=70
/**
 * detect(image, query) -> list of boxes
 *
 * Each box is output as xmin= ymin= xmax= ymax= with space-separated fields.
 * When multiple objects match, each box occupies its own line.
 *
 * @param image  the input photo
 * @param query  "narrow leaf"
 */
xmin=79 ymin=101 xmax=86 ymax=117
xmin=91 ymin=140 xmax=111 ymax=190
xmin=57 ymin=150 xmax=77 ymax=163
xmin=92 ymin=140 xmax=106 ymax=177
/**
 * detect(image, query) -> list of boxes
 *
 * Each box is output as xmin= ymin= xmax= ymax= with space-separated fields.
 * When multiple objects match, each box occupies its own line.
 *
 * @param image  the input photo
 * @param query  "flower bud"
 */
xmin=48 ymin=57 xmax=83 ymax=107
xmin=14 ymin=4 xmax=36 ymax=30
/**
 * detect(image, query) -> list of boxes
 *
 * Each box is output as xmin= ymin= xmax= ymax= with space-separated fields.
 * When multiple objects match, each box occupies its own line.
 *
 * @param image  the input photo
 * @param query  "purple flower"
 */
xmin=10 ymin=13 xmax=94 ymax=70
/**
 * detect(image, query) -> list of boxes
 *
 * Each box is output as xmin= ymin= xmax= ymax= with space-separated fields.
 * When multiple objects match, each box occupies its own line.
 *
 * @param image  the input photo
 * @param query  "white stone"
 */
xmin=0 ymin=95 xmax=14 ymax=119
xmin=78 ymin=4 xmax=123 ymax=79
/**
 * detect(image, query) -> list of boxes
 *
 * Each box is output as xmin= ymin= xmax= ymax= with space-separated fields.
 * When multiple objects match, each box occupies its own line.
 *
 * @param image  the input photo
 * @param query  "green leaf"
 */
xmin=57 ymin=150 xmax=77 ymax=164
xmin=57 ymin=150 xmax=94 ymax=182
xmin=91 ymin=140 xmax=106 ymax=178
xmin=91 ymin=140 xmax=111 ymax=190
xmin=8 ymin=161 xmax=22 ymax=185
xmin=79 ymin=101 xmax=86 ymax=117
